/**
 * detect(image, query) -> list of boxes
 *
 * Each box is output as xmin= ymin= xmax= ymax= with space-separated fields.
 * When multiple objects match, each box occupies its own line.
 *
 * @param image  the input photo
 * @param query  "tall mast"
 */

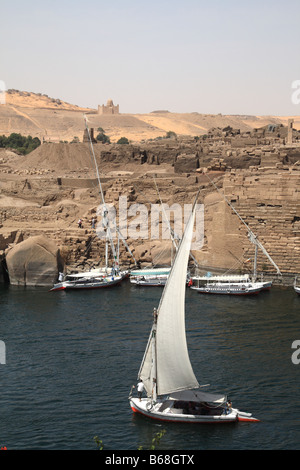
xmin=152 ymin=308 xmax=158 ymax=402
xmin=84 ymin=116 xmax=105 ymax=206
xmin=253 ymin=244 xmax=258 ymax=281
xmin=84 ymin=116 xmax=118 ymax=270
xmin=84 ymin=115 xmax=137 ymax=270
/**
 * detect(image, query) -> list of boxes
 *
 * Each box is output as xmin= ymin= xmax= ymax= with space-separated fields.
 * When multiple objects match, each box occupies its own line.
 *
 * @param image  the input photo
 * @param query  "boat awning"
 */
xmin=67 ymin=268 xmax=108 ymax=279
xmin=167 ymin=389 xmax=226 ymax=404
xmin=192 ymin=274 xmax=250 ymax=282
xmin=130 ymin=268 xmax=171 ymax=277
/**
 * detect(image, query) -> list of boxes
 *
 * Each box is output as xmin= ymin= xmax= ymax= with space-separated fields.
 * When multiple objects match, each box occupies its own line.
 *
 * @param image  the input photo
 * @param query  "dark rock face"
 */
xmin=174 ymin=153 xmax=199 ymax=173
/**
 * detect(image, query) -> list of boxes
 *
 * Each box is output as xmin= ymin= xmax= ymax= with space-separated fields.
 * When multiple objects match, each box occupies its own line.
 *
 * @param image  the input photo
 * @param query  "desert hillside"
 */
xmin=1 ymin=89 xmax=300 ymax=143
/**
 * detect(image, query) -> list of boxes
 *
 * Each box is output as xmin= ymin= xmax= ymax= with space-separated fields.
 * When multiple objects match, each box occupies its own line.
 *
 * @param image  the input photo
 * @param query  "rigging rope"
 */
xmin=204 ymin=173 xmax=282 ymax=276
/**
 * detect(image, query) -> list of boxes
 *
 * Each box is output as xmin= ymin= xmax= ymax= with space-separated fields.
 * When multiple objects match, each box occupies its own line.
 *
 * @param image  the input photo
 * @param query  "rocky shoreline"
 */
xmin=1 ymin=126 xmax=300 ymax=287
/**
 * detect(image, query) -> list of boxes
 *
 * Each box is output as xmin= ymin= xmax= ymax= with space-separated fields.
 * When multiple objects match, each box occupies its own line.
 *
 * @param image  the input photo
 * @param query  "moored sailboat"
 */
xmin=51 ymin=117 xmax=135 ymax=291
xmin=129 ymin=194 xmax=259 ymax=423
xmin=190 ymin=274 xmax=263 ymax=295
xmin=50 ymin=273 xmax=123 ymax=291
xmin=130 ymin=267 xmax=171 ymax=287
xmin=189 ymin=175 xmax=281 ymax=296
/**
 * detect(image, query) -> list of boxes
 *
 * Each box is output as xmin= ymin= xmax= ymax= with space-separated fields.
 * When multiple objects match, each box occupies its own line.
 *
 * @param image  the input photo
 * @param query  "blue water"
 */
xmin=0 ymin=282 xmax=299 ymax=450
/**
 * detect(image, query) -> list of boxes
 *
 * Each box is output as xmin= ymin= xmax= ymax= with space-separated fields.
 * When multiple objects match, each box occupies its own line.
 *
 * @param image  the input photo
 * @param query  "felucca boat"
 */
xmin=130 ymin=267 xmax=171 ymax=287
xmin=189 ymin=175 xmax=281 ymax=296
xmin=190 ymin=274 xmax=262 ymax=296
xmin=129 ymin=195 xmax=259 ymax=423
xmin=50 ymin=272 xmax=123 ymax=291
xmin=51 ymin=117 xmax=135 ymax=292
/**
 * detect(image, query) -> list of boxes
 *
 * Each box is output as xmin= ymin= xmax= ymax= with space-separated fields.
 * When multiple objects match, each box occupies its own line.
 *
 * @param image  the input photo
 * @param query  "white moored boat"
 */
xmin=130 ymin=268 xmax=171 ymax=287
xmin=198 ymin=175 xmax=282 ymax=294
xmin=50 ymin=272 xmax=124 ymax=291
xmin=190 ymin=274 xmax=263 ymax=296
xmin=129 ymin=194 xmax=259 ymax=424
xmin=51 ymin=117 xmax=135 ymax=292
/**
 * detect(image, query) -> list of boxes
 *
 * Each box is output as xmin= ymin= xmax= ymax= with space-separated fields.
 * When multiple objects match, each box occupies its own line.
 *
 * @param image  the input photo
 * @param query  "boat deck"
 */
xmin=129 ymin=397 xmax=239 ymax=423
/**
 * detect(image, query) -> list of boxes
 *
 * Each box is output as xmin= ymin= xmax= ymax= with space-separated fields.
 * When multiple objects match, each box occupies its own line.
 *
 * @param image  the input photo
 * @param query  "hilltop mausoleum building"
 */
xmin=98 ymin=99 xmax=119 ymax=115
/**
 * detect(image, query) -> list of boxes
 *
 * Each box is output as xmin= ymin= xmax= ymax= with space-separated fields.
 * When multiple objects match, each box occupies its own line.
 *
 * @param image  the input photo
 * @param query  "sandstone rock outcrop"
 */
xmin=6 ymin=235 xmax=64 ymax=286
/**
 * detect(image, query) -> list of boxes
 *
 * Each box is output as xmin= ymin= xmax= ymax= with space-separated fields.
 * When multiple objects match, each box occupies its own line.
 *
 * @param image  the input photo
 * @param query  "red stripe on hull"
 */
xmin=237 ymin=416 xmax=260 ymax=422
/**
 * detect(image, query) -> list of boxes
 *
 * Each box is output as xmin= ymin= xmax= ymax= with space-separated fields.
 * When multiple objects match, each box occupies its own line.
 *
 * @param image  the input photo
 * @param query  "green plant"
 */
xmin=94 ymin=429 xmax=166 ymax=450
xmin=117 ymin=137 xmax=129 ymax=144
xmin=0 ymin=133 xmax=41 ymax=155
xmin=94 ymin=436 xmax=104 ymax=450
xmin=138 ymin=429 xmax=166 ymax=450
xmin=96 ymin=132 xmax=110 ymax=143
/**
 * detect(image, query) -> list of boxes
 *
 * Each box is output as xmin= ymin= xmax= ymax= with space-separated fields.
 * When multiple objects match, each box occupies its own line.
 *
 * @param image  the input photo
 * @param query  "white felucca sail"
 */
xmin=139 ymin=200 xmax=199 ymax=398
xmin=132 ymin=194 xmax=259 ymax=423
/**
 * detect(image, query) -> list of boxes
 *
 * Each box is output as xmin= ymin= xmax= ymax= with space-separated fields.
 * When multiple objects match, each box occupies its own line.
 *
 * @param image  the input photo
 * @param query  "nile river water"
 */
xmin=0 ymin=281 xmax=299 ymax=450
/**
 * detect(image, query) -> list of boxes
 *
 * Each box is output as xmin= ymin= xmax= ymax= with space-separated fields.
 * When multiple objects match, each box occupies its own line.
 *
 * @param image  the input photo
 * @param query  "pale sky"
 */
xmin=1 ymin=0 xmax=300 ymax=115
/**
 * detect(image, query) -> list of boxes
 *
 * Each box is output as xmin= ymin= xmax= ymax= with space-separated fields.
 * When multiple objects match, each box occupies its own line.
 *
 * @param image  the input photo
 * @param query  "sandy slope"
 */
xmin=4 ymin=90 xmax=91 ymax=111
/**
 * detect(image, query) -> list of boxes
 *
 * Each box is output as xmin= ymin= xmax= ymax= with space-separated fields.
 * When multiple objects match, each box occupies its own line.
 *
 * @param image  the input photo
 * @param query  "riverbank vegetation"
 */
xmin=0 ymin=133 xmax=41 ymax=155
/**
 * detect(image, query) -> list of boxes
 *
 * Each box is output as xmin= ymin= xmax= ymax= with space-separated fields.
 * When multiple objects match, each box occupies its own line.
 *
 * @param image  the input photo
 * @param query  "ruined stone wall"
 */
xmin=223 ymin=168 xmax=300 ymax=275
